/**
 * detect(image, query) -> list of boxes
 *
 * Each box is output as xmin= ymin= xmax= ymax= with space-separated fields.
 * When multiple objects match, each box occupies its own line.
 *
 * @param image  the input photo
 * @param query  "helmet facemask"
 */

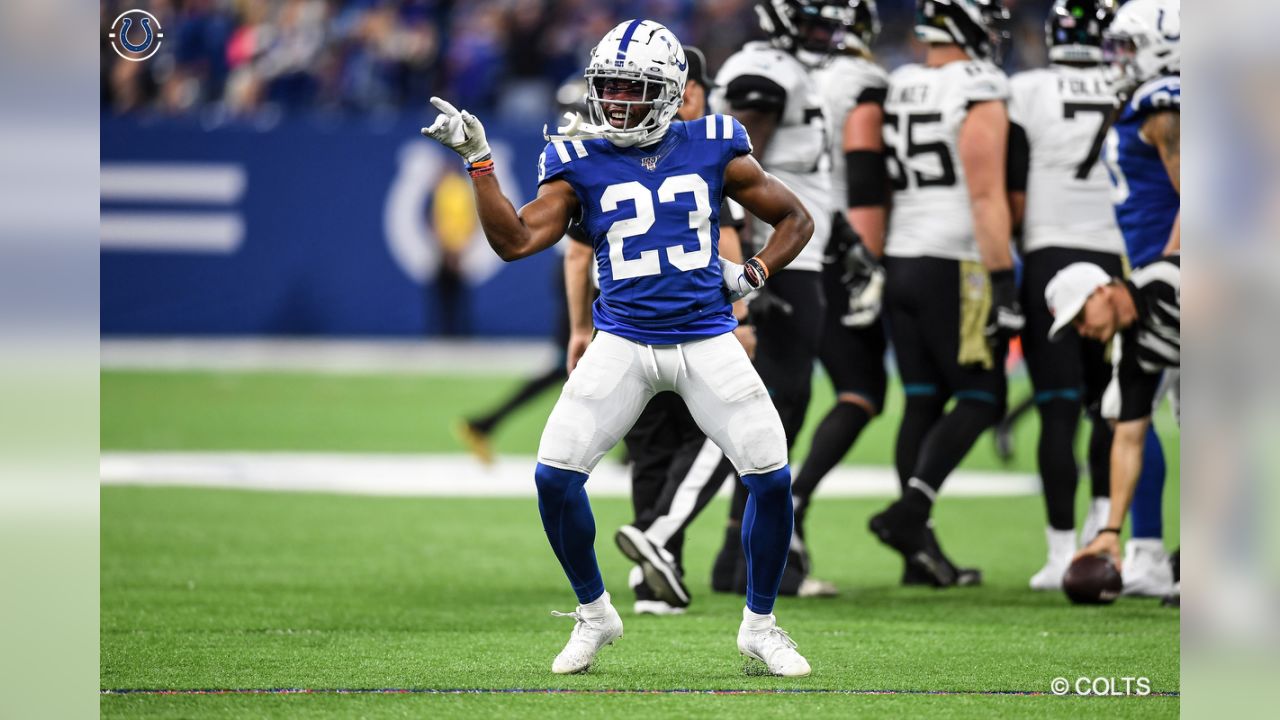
xmin=1046 ymin=0 xmax=1117 ymax=65
xmin=1101 ymin=29 xmax=1143 ymax=91
xmin=584 ymin=67 xmax=680 ymax=148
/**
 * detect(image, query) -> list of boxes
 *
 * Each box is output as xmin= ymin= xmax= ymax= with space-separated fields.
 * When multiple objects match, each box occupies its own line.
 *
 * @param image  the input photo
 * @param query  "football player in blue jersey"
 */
xmin=422 ymin=20 xmax=816 ymax=677
xmin=1097 ymin=0 xmax=1180 ymax=597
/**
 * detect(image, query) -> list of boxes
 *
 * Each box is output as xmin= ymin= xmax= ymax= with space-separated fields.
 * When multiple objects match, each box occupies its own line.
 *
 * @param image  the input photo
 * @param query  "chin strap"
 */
xmin=543 ymin=112 xmax=614 ymax=143
xmin=542 ymin=111 xmax=670 ymax=148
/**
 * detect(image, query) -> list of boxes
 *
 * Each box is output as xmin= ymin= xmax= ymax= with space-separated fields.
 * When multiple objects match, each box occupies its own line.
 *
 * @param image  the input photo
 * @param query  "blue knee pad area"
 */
xmin=534 ymin=463 xmax=604 ymax=604
xmin=740 ymin=465 xmax=794 ymax=615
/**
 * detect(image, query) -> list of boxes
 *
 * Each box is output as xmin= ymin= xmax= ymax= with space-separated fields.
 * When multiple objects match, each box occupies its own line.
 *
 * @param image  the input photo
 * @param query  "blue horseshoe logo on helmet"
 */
xmin=119 ymin=16 xmax=155 ymax=53
xmin=659 ymin=34 xmax=687 ymax=71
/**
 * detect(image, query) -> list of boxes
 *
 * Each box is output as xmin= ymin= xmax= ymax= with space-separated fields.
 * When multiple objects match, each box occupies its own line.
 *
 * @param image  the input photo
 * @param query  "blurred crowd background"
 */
xmin=101 ymin=0 xmax=1057 ymax=122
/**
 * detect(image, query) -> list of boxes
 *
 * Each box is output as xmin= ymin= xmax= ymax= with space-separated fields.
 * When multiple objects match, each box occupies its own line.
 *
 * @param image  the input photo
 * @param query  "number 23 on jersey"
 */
xmin=600 ymin=173 xmax=713 ymax=281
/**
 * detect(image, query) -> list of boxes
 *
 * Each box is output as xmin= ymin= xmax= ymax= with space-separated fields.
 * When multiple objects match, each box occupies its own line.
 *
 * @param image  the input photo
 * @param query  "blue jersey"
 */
xmin=1104 ymin=76 xmax=1180 ymax=268
xmin=538 ymin=115 xmax=753 ymax=345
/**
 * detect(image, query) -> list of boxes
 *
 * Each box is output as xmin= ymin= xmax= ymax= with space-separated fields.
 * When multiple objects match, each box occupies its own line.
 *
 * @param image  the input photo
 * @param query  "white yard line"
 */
xmin=100 ymin=338 xmax=558 ymax=375
xmin=100 ymin=452 xmax=1038 ymax=499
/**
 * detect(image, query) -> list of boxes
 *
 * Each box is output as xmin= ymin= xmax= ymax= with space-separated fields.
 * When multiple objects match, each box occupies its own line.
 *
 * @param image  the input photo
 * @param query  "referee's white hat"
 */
xmin=1046 ymin=262 xmax=1112 ymax=341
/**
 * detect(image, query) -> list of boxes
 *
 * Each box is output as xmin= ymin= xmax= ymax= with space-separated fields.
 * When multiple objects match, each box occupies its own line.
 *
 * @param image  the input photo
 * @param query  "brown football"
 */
xmin=1063 ymin=555 xmax=1123 ymax=605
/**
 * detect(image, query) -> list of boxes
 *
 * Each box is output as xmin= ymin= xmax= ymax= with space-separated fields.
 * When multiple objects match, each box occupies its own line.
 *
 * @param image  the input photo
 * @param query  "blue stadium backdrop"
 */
xmin=101 ymin=117 xmax=557 ymax=337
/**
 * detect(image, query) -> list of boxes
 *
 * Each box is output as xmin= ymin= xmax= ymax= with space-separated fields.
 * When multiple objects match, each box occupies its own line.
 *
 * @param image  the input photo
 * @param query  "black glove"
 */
xmin=840 ymin=244 xmax=885 ymax=327
xmin=985 ymin=269 xmax=1024 ymax=345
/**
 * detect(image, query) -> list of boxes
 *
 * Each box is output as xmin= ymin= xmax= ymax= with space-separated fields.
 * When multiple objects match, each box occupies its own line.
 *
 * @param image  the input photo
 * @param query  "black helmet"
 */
xmin=757 ymin=1 xmax=880 ymax=63
xmin=1047 ymin=0 xmax=1118 ymax=65
xmin=915 ymin=0 xmax=1011 ymax=63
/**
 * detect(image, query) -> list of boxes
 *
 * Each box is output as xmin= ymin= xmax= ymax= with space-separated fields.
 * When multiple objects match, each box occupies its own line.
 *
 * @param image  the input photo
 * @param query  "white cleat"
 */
xmin=737 ymin=609 xmax=811 ymax=677
xmin=550 ymin=593 xmax=624 ymax=674
xmin=796 ymin=577 xmax=839 ymax=598
xmin=1029 ymin=527 xmax=1076 ymax=591
xmin=1121 ymin=539 xmax=1175 ymax=597
xmin=634 ymin=599 xmax=686 ymax=615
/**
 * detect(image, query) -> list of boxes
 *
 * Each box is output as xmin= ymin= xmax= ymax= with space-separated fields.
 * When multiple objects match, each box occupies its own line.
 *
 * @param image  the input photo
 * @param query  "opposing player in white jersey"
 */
xmin=422 ymin=20 xmax=815 ymax=676
xmin=700 ymin=0 xmax=842 ymax=594
xmin=869 ymin=0 xmax=1022 ymax=587
xmin=785 ymin=0 xmax=890 ymax=594
xmin=1008 ymin=0 xmax=1126 ymax=591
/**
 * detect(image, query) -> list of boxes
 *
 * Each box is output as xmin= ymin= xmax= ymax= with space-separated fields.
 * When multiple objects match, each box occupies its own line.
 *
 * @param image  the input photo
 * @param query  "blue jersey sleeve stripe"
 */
xmin=552 ymin=140 xmax=571 ymax=163
xmin=721 ymin=115 xmax=732 ymax=141
xmin=705 ymin=115 xmax=717 ymax=139
xmin=571 ymin=140 xmax=589 ymax=159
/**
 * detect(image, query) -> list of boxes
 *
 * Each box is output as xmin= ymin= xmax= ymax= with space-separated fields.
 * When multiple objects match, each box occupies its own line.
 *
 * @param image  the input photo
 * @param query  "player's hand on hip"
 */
xmin=421 ymin=97 xmax=492 ymax=164
xmin=985 ymin=269 xmax=1024 ymax=343
xmin=566 ymin=330 xmax=592 ymax=375
xmin=720 ymin=257 xmax=764 ymax=304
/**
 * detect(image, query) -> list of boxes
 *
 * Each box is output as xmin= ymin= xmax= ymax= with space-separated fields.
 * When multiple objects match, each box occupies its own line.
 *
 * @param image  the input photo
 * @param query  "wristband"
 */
xmin=743 ymin=257 xmax=769 ymax=288
xmin=736 ymin=314 xmax=752 ymax=327
xmin=1098 ymin=527 xmax=1122 ymax=536
xmin=466 ymin=156 xmax=494 ymax=178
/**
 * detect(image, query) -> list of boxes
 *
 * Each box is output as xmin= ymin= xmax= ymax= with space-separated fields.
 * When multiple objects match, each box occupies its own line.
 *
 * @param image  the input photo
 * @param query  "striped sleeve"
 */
xmin=537 ymin=139 xmax=592 ymax=186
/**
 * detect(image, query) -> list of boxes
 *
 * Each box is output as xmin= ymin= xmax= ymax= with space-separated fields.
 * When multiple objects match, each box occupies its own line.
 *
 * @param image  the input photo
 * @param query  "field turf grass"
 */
xmin=101 ymin=370 xmax=1180 ymax=718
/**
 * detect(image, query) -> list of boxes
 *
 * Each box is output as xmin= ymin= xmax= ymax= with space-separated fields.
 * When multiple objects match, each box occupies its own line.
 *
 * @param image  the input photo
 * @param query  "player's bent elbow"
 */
xmin=491 ymin=236 xmax=533 ymax=262
xmin=792 ymin=204 xmax=815 ymax=244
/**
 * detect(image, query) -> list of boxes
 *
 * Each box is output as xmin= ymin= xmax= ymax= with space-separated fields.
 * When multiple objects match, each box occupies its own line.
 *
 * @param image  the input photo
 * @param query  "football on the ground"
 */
xmin=1063 ymin=555 xmax=1123 ymax=605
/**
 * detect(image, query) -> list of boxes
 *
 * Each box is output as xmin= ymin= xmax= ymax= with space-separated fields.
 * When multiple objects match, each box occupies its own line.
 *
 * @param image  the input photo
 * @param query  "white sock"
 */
xmin=742 ymin=606 xmax=773 ymax=629
xmin=580 ymin=591 xmax=611 ymax=616
xmin=1127 ymin=538 xmax=1166 ymax=554
xmin=1079 ymin=497 xmax=1111 ymax=545
xmin=1046 ymin=527 xmax=1075 ymax=562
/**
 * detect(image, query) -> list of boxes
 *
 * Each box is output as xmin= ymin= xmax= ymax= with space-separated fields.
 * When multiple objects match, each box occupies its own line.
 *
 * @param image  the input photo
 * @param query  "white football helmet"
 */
xmin=1103 ymin=0 xmax=1179 ymax=92
xmin=582 ymin=20 xmax=687 ymax=148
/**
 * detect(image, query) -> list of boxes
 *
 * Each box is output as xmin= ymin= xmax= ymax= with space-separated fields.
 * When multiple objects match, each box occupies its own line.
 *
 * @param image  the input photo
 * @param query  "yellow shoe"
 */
xmin=455 ymin=420 xmax=494 ymax=466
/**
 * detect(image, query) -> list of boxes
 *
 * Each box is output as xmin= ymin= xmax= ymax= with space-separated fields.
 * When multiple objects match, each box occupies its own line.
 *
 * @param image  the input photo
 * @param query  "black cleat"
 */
xmin=923 ymin=522 xmax=982 ymax=586
xmin=869 ymin=503 xmax=957 ymax=587
xmin=615 ymin=525 xmax=690 ymax=608
xmin=993 ymin=420 xmax=1016 ymax=464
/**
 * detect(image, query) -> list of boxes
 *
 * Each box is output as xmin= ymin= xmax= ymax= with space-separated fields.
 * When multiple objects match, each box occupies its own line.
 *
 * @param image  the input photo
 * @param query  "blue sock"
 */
xmin=533 ymin=463 xmax=604 ymax=604
xmin=740 ymin=465 xmax=794 ymax=615
xmin=1129 ymin=426 xmax=1166 ymax=539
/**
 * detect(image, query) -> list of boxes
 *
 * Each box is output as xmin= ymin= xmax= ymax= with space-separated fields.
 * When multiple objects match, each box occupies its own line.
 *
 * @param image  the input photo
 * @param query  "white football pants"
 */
xmin=537 ymin=330 xmax=788 ymax=476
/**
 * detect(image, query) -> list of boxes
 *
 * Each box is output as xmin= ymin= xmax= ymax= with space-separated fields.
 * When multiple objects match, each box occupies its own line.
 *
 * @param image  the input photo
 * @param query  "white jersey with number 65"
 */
xmin=1009 ymin=65 xmax=1125 ymax=256
xmin=883 ymin=60 xmax=1009 ymax=262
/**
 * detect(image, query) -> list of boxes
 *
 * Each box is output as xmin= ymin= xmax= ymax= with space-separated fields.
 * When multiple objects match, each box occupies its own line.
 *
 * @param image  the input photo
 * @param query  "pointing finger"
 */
xmin=430 ymin=96 xmax=461 ymax=117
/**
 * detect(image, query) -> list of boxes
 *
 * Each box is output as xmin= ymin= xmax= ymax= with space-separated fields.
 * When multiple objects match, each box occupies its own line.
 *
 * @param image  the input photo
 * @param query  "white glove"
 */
xmin=421 ymin=97 xmax=492 ymax=164
xmin=721 ymin=257 xmax=763 ymax=304
xmin=841 ymin=266 xmax=885 ymax=328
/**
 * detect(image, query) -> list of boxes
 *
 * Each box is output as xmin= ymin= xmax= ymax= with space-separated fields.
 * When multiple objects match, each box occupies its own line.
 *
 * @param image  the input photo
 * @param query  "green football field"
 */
xmin=100 ymin=369 xmax=1180 ymax=718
